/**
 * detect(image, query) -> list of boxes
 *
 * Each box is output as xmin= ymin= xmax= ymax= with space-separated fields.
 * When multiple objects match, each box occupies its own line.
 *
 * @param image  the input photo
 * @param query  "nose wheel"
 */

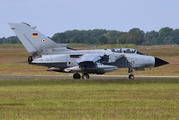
xmin=128 ymin=68 xmax=134 ymax=79
xmin=129 ymin=74 xmax=134 ymax=79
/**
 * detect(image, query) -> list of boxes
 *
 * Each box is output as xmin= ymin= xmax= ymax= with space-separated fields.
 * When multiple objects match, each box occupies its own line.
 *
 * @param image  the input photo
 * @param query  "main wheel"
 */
xmin=82 ymin=73 xmax=89 ymax=79
xmin=129 ymin=74 xmax=134 ymax=79
xmin=28 ymin=56 xmax=33 ymax=64
xmin=73 ymin=73 xmax=81 ymax=79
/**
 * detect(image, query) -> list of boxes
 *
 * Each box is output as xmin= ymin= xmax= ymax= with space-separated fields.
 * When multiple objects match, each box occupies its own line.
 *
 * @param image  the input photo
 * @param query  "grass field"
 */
xmin=0 ymin=78 xmax=179 ymax=120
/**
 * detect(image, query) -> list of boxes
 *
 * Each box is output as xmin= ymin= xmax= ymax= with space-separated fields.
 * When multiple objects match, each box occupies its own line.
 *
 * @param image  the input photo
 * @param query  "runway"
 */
xmin=0 ymin=75 xmax=179 ymax=79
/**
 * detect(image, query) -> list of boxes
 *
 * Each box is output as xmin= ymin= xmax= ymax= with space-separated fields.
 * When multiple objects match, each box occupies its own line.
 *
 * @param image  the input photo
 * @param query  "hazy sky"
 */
xmin=1 ymin=0 xmax=179 ymax=38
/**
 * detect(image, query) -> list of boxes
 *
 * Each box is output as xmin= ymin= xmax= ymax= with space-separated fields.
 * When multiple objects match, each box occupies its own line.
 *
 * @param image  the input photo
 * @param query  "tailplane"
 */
xmin=8 ymin=22 xmax=67 ymax=55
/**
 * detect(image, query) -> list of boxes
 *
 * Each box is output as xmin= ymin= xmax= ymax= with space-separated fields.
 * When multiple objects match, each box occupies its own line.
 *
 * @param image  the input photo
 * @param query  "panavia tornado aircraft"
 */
xmin=8 ymin=22 xmax=169 ymax=79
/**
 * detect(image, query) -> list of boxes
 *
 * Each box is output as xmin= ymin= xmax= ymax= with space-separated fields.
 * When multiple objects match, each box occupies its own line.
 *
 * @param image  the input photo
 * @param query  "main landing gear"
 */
xmin=128 ymin=68 xmax=134 ymax=79
xmin=73 ymin=73 xmax=90 ymax=79
xmin=73 ymin=73 xmax=81 ymax=79
xmin=82 ymin=73 xmax=90 ymax=79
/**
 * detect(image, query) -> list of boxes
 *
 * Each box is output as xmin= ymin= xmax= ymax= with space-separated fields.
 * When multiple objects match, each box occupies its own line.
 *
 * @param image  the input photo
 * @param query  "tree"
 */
xmin=129 ymin=28 xmax=145 ymax=43
xmin=64 ymin=29 xmax=108 ymax=40
xmin=151 ymin=37 xmax=163 ymax=45
xmin=72 ymin=35 xmax=84 ymax=43
xmin=108 ymin=37 xmax=117 ymax=44
xmin=64 ymin=30 xmax=81 ymax=39
xmin=106 ymin=30 xmax=119 ymax=37
xmin=51 ymin=33 xmax=68 ymax=43
xmin=163 ymin=36 xmax=173 ymax=45
xmin=0 ymin=37 xmax=6 ymax=44
xmin=151 ymin=38 xmax=158 ymax=45
xmin=6 ymin=36 xmax=21 ymax=44
xmin=159 ymin=27 xmax=173 ymax=38
xmin=117 ymin=33 xmax=129 ymax=44
xmin=126 ymin=33 xmax=143 ymax=45
xmin=97 ymin=36 xmax=108 ymax=44
xmin=129 ymin=28 xmax=144 ymax=36
xmin=144 ymin=31 xmax=159 ymax=44
xmin=90 ymin=29 xmax=108 ymax=38
xmin=83 ymin=35 xmax=96 ymax=45
xmin=117 ymin=33 xmax=143 ymax=45
xmin=172 ymin=29 xmax=179 ymax=44
xmin=153 ymin=27 xmax=173 ymax=45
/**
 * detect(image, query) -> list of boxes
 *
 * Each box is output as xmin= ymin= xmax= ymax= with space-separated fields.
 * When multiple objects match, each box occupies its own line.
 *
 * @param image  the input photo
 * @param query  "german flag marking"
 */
xmin=33 ymin=33 xmax=38 ymax=37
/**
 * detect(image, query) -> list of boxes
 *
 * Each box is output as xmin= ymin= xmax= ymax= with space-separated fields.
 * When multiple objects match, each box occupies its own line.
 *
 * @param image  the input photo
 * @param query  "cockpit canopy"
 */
xmin=111 ymin=48 xmax=146 ymax=55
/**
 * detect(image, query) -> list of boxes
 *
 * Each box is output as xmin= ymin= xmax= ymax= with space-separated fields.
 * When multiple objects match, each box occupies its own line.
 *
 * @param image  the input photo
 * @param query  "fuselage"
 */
xmin=31 ymin=48 xmax=155 ymax=73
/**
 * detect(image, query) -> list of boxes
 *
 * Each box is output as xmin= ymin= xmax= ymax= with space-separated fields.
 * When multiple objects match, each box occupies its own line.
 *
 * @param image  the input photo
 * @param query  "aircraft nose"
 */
xmin=154 ymin=57 xmax=169 ymax=67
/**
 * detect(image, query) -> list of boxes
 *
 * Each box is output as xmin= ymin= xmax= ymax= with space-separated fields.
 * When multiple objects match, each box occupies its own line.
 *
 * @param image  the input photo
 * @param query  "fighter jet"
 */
xmin=8 ymin=22 xmax=169 ymax=79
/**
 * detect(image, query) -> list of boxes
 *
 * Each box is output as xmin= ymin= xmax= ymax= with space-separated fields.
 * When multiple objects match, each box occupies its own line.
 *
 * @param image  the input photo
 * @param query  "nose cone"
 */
xmin=154 ymin=57 xmax=169 ymax=67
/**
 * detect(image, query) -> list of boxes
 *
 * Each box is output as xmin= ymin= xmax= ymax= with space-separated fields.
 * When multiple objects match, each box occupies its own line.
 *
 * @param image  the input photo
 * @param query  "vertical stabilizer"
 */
xmin=8 ymin=22 xmax=58 ymax=55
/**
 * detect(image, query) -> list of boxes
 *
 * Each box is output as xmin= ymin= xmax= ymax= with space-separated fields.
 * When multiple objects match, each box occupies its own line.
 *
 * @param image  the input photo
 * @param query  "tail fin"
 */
xmin=8 ymin=22 xmax=63 ymax=55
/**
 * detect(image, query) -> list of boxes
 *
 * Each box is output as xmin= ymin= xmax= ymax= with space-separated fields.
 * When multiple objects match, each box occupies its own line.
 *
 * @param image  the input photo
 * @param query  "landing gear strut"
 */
xmin=73 ymin=73 xmax=81 ymax=79
xmin=128 ymin=68 xmax=134 ymax=79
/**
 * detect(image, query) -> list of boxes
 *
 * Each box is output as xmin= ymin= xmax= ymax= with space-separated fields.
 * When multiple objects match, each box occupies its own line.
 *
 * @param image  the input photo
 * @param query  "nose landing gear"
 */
xmin=129 ymin=74 xmax=134 ymax=79
xmin=128 ymin=68 xmax=134 ymax=79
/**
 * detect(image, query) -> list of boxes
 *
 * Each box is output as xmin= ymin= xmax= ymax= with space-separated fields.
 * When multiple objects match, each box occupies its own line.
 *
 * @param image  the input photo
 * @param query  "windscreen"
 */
xmin=111 ymin=48 xmax=136 ymax=53
xmin=111 ymin=48 xmax=146 ymax=55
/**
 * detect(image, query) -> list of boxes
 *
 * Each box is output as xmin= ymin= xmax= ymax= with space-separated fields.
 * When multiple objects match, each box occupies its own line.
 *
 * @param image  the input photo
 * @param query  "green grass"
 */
xmin=0 ymin=44 xmax=25 ymax=49
xmin=0 ymin=78 xmax=179 ymax=120
xmin=0 ymin=63 xmax=30 ymax=67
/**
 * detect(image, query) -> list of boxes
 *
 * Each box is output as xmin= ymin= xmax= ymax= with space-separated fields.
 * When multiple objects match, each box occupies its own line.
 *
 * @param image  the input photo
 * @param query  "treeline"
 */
xmin=1 ymin=27 xmax=179 ymax=45
xmin=0 ymin=36 xmax=21 ymax=44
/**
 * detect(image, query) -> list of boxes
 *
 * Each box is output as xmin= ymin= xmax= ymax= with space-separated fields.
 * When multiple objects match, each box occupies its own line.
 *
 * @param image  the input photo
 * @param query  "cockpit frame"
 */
xmin=111 ymin=48 xmax=146 ymax=55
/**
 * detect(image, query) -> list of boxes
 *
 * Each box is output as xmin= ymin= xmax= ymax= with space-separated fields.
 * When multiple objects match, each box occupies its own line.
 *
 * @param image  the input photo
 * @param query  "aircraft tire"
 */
xmin=28 ymin=56 xmax=33 ymax=64
xmin=73 ymin=73 xmax=81 ymax=79
xmin=129 ymin=74 xmax=134 ymax=79
xmin=82 ymin=73 xmax=89 ymax=79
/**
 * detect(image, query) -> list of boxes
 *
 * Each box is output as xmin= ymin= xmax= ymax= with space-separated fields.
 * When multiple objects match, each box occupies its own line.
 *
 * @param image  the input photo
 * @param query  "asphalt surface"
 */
xmin=0 ymin=75 xmax=179 ymax=79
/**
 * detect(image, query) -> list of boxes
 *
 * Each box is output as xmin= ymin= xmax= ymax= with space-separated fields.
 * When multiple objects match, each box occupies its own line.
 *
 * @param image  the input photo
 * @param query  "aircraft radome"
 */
xmin=8 ymin=22 xmax=169 ymax=79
